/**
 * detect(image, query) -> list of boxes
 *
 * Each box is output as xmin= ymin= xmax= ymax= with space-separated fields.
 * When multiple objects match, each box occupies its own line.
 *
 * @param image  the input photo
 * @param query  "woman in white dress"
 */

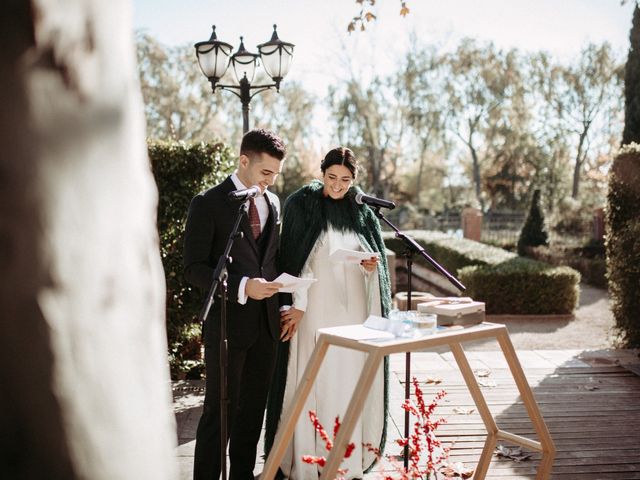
xmin=265 ymin=147 xmax=392 ymax=480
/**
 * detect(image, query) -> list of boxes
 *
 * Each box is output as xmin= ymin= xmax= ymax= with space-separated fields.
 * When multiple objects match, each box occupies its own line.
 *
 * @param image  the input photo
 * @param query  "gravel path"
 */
xmin=463 ymin=283 xmax=618 ymax=351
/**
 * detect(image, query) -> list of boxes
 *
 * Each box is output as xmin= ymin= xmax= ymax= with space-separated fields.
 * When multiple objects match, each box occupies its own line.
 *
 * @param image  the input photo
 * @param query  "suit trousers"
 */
xmin=193 ymin=308 xmax=277 ymax=480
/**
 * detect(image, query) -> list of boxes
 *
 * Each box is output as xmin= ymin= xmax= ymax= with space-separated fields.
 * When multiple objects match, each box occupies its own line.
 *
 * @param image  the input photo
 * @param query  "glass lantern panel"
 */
xmin=197 ymin=43 xmax=231 ymax=79
xmin=232 ymin=53 xmax=257 ymax=83
xmin=260 ymin=45 xmax=294 ymax=79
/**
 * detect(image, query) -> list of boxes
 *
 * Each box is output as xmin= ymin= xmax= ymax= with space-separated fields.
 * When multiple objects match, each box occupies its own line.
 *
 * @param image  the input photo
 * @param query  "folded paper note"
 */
xmin=274 ymin=272 xmax=317 ymax=293
xmin=329 ymin=248 xmax=380 ymax=264
xmin=363 ymin=314 xmax=390 ymax=331
xmin=318 ymin=324 xmax=395 ymax=341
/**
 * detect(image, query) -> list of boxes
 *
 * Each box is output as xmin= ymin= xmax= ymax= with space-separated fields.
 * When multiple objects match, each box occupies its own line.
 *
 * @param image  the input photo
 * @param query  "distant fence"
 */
xmin=386 ymin=208 xmax=603 ymax=247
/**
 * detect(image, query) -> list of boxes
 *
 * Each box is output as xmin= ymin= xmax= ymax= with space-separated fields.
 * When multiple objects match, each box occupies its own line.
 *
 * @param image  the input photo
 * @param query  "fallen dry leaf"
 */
xmin=452 ymin=407 xmax=475 ymax=415
xmin=495 ymin=444 xmax=532 ymax=462
xmin=440 ymin=461 xmax=474 ymax=478
xmin=425 ymin=376 xmax=443 ymax=385
xmin=478 ymin=379 xmax=498 ymax=388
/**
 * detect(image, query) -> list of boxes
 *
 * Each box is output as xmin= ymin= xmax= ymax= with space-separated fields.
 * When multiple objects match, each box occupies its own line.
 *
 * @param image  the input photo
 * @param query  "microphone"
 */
xmin=355 ymin=192 xmax=396 ymax=210
xmin=228 ymin=186 xmax=261 ymax=201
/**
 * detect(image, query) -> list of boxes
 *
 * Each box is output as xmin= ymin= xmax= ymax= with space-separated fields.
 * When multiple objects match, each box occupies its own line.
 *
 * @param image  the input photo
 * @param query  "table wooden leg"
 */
xmin=261 ymin=336 xmax=331 ymax=480
xmin=449 ymin=342 xmax=498 ymax=480
xmin=495 ymin=330 xmax=556 ymax=480
xmin=320 ymin=351 xmax=383 ymax=480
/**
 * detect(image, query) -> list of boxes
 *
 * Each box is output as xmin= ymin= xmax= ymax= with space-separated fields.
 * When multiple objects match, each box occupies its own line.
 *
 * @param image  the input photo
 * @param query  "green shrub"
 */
xmin=549 ymin=197 xmax=592 ymax=238
xmin=528 ymin=244 xmax=606 ymax=288
xmin=383 ymin=230 xmax=580 ymax=315
xmin=606 ymin=144 xmax=640 ymax=346
xmin=149 ymin=140 xmax=235 ymax=378
xmin=623 ymin=4 xmax=640 ymax=145
xmin=383 ymin=230 xmax=515 ymax=274
xmin=459 ymin=259 xmax=580 ymax=315
xmin=517 ymin=189 xmax=549 ymax=255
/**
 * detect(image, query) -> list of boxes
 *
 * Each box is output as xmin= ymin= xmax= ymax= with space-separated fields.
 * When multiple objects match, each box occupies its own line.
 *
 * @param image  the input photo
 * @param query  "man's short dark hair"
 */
xmin=240 ymin=129 xmax=286 ymax=161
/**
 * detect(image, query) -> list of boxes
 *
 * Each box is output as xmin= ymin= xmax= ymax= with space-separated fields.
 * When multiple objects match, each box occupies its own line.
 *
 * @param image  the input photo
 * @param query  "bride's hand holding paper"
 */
xmin=330 ymin=248 xmax=379 ymax=273
xmin=360 ymin=256 xmax=378 ymax=273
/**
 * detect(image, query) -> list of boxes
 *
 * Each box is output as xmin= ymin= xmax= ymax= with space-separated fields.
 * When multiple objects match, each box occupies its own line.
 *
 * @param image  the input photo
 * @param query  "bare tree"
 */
xmin=550 ymin=43 xmax=623 ymax=198
xmin=329 ymin=77 xmax=405 ymax=198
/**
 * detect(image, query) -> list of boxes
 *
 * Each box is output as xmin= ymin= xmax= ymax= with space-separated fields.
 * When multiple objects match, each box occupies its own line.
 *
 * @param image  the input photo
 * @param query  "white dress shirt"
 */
xmin=230 ymin=172 xmax=278 ymax=304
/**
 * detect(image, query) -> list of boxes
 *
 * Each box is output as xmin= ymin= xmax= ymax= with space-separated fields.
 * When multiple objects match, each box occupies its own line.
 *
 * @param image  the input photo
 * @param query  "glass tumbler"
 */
xmin=415 ymin=309 xmax=437 ymax=336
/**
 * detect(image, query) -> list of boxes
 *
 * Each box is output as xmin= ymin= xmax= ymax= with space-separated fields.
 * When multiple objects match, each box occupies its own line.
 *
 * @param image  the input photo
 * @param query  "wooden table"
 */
xmin=262 ymin=322 xmax=556 ymax=480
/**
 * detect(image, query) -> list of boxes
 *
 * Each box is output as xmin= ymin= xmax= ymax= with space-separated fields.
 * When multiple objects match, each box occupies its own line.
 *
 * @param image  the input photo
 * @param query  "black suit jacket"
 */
xmin=183 ymin=177 xmax=281 ymax=348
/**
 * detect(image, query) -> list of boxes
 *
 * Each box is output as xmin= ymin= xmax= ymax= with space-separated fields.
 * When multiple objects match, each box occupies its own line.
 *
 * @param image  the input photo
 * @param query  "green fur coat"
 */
xmin=264 ymin=180 xmax=392 ymax=470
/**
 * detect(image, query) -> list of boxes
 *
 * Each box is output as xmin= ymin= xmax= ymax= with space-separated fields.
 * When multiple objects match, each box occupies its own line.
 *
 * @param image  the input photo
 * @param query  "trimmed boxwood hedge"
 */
xmin=383 ymin=230 xmax=580 ymax=315
xmin=149 ymin=140 xmax=235 ymax=378
xmin=458 ymin=259 xmax=579 ymax=315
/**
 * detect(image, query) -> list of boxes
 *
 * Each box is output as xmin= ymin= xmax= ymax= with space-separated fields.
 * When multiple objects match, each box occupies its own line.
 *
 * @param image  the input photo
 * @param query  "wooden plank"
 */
xmin=386 ymin=363 xmax=640 ymax=479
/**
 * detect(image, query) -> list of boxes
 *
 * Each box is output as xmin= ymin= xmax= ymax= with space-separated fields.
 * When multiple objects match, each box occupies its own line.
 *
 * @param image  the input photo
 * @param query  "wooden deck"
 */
xmin=385 ymin=364 xmax=640 ymax=479
xmin=173 ymin=350 xmax=640 ymax=479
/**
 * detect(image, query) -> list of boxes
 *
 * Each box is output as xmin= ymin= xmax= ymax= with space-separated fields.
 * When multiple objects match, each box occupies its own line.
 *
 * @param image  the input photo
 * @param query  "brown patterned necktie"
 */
xmin=248 ymin=197 xmax=261 ymax=239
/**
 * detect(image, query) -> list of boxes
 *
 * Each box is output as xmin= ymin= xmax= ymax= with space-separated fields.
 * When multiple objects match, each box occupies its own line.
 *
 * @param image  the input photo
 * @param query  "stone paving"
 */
xmin=173 ymin=347 xmax=640 ymax=480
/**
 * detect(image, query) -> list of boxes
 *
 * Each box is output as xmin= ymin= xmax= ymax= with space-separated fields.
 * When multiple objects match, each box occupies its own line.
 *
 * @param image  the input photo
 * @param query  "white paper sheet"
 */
xmin=274 ymin=272 xmax=317 ymax=293
xmin=319 ymin=324 xmax=395 ymax=341
xmin=329 ymin=248 xmax=380 ymax=264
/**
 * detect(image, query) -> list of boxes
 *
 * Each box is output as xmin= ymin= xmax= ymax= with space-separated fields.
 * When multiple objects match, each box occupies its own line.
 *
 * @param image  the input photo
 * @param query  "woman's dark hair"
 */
xmin=240 ymin=128 xmax=286 ymax=160
xmin=320 ymin=147 xmax=357 ymax=178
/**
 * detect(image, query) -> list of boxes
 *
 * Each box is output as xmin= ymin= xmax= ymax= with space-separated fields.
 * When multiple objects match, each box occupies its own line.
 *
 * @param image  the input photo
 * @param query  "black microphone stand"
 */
xmin=198 ymin=202 xmax=247 ymax=480
xmin=372 ymin=207 xmax=466 ymax=471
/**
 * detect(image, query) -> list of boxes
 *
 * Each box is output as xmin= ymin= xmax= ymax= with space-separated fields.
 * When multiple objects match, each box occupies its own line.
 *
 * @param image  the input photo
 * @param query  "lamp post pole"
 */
xmin=195 ymin=25 xmax=294 ymax=134
xmin=239 ymin=77 xmax=250 ymax=133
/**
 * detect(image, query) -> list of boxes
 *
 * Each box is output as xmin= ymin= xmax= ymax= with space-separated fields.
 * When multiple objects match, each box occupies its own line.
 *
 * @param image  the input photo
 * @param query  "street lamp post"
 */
xmin=195 ymin=25 xmax=295 ymax=133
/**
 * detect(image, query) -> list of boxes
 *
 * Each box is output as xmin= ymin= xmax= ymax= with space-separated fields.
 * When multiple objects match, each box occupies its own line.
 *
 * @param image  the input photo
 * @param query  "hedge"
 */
xmin=383 ymin=230 xmax=580 ymax=315
xmin=606 ymin=143 xmax=640 ymax=346
xmin=149 ymin=140 xmax=235 ymax=378
xmin=458 ymin=259 xmax=579 ymax=315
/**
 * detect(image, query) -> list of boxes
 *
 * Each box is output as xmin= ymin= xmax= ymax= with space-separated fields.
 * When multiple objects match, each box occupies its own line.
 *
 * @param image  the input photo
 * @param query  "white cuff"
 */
xmin=238 ymin=276 xmax=249 ymax=304
xmin=293 ymin=290 xmax=308 ymax=312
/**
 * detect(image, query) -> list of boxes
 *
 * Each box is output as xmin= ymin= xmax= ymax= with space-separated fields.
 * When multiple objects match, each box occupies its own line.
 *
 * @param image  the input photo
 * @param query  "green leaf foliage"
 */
xmin=623 ymin=4 xmax=640 ymax=145
xmin=517 ymin=188 xmax=549 ymax=255
xmin=149 ymin=140 xmax=235 ymax=377
xmin=606 ymin=144 xmax=640 ymax=346
xmin=383 ymin=230 xmax=579 ymax=315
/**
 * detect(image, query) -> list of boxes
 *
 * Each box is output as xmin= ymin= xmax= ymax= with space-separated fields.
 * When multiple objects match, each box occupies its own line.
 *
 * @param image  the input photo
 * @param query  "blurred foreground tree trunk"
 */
xmin=0 ymin=1 xmax=176 ymax=479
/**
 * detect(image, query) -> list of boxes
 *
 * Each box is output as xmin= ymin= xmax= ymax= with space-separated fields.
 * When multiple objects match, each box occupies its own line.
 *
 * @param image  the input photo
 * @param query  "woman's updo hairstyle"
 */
xmin=320 ymin=147 xmax=358 ymax=179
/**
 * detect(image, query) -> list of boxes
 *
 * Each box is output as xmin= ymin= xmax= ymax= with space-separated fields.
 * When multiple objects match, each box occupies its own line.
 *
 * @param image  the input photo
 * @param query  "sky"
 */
xmin=132 ymin=0 xmax=633 ymax=92
xmin=131 ymin=0 xmax=634 ymax=145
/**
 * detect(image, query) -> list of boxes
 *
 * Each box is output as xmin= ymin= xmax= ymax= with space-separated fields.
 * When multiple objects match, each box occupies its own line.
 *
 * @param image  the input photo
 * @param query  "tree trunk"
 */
xmin=572 ymin=127 xmax=589 ymax=198
xmin=467 ymin=132 xmax=483 ymax=210
xmin=0 ymin=1 xmax=176 ymax=478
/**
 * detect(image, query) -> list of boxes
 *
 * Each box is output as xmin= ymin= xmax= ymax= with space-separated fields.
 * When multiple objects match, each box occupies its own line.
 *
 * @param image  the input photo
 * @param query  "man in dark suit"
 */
xmin=183 ymin=129 xmax=287 ymax=480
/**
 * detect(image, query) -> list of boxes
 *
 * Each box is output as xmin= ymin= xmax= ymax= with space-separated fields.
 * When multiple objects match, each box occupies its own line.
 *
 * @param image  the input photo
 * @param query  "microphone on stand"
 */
xmin=355 ymin=192 xmax=396 ymax=210
xmin=228 ymin=186 xmax=261 ymax=201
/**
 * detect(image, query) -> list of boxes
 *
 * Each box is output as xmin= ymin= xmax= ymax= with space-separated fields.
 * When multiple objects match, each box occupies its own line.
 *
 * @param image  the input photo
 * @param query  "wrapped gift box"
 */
xmin=417 ymin=297 xmax=485 ymax=327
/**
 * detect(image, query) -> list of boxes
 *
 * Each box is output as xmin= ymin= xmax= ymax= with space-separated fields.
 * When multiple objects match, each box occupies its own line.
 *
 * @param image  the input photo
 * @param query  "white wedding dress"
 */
xmin=279 ymin=227 xmax=385 ymax=480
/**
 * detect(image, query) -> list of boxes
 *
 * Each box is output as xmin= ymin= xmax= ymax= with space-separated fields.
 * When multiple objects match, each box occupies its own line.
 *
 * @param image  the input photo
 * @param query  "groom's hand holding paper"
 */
xmin=274 ymin=272 xmax=317 ymax=293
